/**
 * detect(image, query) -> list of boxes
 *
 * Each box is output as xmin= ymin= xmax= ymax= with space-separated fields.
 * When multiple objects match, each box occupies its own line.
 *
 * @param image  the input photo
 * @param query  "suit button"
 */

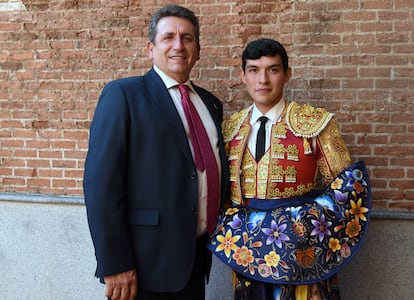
xmin=192 ymin=208 xmax=198 ymax=215
xmin=191 ymin=172 xmax=197 ymax=180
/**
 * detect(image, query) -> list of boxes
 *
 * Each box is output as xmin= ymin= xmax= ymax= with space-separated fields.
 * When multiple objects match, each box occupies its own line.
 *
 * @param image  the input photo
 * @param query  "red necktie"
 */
xmin=178 ymin=84 xmax=220 ymax=234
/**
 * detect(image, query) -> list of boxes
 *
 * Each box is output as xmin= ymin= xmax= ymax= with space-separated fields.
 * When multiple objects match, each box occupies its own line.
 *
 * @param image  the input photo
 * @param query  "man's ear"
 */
xmin=285 ymin=67 xmax=292 ymax=83
xmin=195 ymin=48 xmax=200 ymax=62
xmin=146 ymin=41 xmax=153 ymax=59
xmin=240 ymin=67 xmax=246 ymax=84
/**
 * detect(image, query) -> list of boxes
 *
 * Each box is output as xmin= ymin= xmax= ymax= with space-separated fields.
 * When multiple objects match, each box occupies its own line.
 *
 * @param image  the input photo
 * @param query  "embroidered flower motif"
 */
xmin=345 ymin=219 xmax=361 ymax=238
xmin=287 ymin=206 xmax=304 ymax=221
xmin=349 ymin=198 xmax=369 ymax=221
xmin=215 ymin=229 xmax=240 ymax=258
xmin=264 ymin=251 xmax=280 ymax=267
xmin=315 ymin=195 xmax=336 ymax=211
xmin=331 ymin=178 xmax=343 ymax=190
xmin=311 ymin=214 xmax=332 ymax=242
xmin=353 ymin=181 xmax=364 ymax=193
xmin=293 ymin=221 xmax=307 ymax=237
xmin=247 ymin=211 xmax=266 ymax=231
xmin=288 ymin=206 xmax=307 ymax=235
xmin=333 ymin=190 xmax=348 ymax=204
xmin=233 ymin=246 xmax=254 ymax=267
xmin=352 ymin=169 xmax=364 ymax=180
xmin=228 ymin=214 xmax=242 ymax=229
xmin=262 ymin=220 xmax=290 ymax=248
xmin=345 ymin=168 xmax=367 ymax=190
xmin=257 ymin=264 xmax=272 ymax=278
xmin=226 ymin=207 xmax=239 ymax=215
xmin=329 ymin=238 xmax=341 ymax=252
xmin=340 ymin=243 xmax=351 ymax=258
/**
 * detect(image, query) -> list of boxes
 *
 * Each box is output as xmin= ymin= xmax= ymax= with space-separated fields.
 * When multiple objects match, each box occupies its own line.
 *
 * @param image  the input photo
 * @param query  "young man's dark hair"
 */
xmin=241 ymin=38 xmax=289 ymax=72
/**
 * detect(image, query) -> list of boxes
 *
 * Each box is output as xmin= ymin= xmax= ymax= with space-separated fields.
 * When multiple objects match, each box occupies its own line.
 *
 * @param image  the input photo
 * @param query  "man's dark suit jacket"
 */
xmin=83 ymin=68 xmax=228 ymax=293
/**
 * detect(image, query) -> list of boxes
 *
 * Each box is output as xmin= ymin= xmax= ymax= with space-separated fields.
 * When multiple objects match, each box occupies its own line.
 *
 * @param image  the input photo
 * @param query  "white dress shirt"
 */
xmin=248 ymin=100 xmax=286 ymax=157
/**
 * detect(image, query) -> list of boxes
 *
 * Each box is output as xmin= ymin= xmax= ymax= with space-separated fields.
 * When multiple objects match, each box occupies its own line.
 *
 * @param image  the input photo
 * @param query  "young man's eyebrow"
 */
xmin=245 ymin=63 xmax=281 ymax=69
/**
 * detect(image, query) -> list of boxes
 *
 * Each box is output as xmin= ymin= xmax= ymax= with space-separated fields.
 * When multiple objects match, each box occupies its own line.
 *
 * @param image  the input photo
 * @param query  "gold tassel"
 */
xmin=303 ymin=138 xmax=312 ymax=154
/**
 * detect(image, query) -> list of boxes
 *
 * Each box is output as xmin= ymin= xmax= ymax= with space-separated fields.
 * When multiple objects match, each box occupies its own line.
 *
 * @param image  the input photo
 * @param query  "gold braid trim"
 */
xmin=317 ymin=118 xmax=351 ymax=181
xmin=286 ymin=102 xmax=334 ymax=138
xmin=222 ymin=106 xmax=252 ymax=143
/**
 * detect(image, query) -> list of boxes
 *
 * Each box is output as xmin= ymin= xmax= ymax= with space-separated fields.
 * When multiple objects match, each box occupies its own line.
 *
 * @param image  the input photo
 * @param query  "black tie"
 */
xmin=256 ymin=116 xmax=268 ymax=161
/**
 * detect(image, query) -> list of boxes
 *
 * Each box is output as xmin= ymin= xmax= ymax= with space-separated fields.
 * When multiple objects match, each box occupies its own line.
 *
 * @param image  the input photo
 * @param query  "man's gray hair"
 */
xmin=148 ymin=5 xmax=200 ymax=48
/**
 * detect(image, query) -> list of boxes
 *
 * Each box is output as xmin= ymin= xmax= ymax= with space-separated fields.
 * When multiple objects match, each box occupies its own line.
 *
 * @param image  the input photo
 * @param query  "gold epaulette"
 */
xmin=286 ymin=102 xmax=334 ymax=138
xmin=222 ymin=106 xmax=252 ymax=142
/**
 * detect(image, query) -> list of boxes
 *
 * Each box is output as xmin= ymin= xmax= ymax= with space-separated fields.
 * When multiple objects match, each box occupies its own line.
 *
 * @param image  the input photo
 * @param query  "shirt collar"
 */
xmin=250 ymin=99 xmax=286 ymax=125
xmin=153 ymin=65 xmax=194 ymax=92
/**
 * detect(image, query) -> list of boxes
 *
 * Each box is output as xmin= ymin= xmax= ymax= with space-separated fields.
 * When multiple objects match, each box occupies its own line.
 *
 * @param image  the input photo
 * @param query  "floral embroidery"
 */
xmin=262 ymin=220 xmax=290 ymax=248
xmin=215 ymin=229 xmax=240 ymax=258
xmin=330 ymin=178 xmax=343 ymax=190
xmin=340 ymin=243 xmax=351 ymax=258
xmin=311 ymin=214 xmax=332 ymax=242
xmin=233 ymin=246 xmax=254 ymax=267
xmin=208 ymin=161 xmax=371 ymax=284
xmin=226 ymin=207 xmax=240 ymax=215
xmin=264 ymin=251 xmax=280 ymax=267
xmin=345 ymin=219 xmax=361 ymax=238
xmin=293 ymin=221 xmax=307 ymax=237
xmin=228 ymin=213 xmax=243 ymax=229
xmin=257 ymin=264 xmax=273 ymax=278
xmin=349 ymin=198 xmax=369 ymax=221
xmin=329 ymin=238 xmax=341 ymax=252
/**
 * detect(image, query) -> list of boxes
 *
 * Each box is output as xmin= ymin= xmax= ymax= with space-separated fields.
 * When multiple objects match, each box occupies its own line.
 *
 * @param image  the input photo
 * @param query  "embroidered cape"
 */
xmin=208 ymin=161 xmax=371 ymax=284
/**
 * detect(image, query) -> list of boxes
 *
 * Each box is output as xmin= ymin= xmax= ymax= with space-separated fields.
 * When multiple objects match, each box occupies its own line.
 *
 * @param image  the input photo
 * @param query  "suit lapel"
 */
xmin=142 ymin=69 xmax=228 ymax=192
xmin=142 ymin=69 xmax=193 ymax=162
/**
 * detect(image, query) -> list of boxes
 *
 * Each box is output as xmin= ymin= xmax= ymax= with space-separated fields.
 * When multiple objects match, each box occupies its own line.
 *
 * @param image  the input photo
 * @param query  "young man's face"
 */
xmin=241 ymin=55 xmax=291 ymax=114
xmin=147 ymin=16 xmax=200 ymax=83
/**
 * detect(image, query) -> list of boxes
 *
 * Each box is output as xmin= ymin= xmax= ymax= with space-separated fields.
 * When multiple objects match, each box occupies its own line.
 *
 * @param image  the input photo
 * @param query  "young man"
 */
xmin=84 ymin=5 xmax=228 ymax=300
xmin=208 ymin=38 xmax=371 ymax=299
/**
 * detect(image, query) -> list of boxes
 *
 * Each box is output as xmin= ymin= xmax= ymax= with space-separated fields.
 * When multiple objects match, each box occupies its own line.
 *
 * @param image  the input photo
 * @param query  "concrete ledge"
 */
xmin=0 ymin=192 xmax=84 ymax=205
xmin=2 ymin=192 xmax=413 ymax=220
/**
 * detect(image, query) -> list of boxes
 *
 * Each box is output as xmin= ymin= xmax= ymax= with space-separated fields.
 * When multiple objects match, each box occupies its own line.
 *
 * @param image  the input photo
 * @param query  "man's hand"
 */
xmin=104 ymin=269 xmax=137 ymax=300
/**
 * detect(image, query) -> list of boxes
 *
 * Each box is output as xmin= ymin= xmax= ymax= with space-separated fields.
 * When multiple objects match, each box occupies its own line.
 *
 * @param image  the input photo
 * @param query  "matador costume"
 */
xmin=208 ymin=100 xmax=371 ymax=300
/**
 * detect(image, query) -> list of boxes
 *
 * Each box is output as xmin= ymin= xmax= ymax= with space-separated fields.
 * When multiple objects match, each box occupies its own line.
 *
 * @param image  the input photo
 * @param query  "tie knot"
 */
xmin=258 ymin=116 xmax=268 ymax=125
xmin=177 ymin=84 xmax=190 ymax=96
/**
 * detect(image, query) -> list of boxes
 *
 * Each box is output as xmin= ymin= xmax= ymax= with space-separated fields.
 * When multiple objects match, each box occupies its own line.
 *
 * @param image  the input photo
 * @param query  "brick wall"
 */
xmin=0 ymin=0 xmax=413 ymax=209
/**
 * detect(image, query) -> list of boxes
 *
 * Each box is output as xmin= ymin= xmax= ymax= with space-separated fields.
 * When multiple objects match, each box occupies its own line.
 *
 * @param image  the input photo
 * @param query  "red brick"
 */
xmin=361 ymin=0 xmax=393 ymax=9
xmin=405 ymin=191 xmax=414 ymax=201
xmin=0 ymin=0 xmax=412 ymax=210
xmin=389 ymin=201 xmax=414 ymax=210
xmin=52 ymin=179 xmax=77 ymax=188
xmin=390 ymin=180 xmax=414 ymax=189
xmin=373 ymin=190 xmax=405 ymax=202
xmin=2 ymin=177 xmax=26 ymax=186
xmin=27 ymin=178 xmax=51 ymax=188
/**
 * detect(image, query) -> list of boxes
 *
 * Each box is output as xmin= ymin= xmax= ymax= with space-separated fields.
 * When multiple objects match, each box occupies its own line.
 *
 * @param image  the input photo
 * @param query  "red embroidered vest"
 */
xmin=227 ymin=115 xmax=318 ymax=204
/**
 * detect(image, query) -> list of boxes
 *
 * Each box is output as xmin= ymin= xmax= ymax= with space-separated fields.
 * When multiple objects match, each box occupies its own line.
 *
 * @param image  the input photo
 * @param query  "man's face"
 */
xmin=241 ymin=55 xmax=291 ymax=114
xmin=147 ymin=16 xmax=200 ymax=83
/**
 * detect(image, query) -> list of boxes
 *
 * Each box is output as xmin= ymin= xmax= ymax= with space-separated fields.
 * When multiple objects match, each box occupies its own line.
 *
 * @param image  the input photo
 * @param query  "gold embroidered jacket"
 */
xmin=223 ymin=101 xmax=351 ymax=205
